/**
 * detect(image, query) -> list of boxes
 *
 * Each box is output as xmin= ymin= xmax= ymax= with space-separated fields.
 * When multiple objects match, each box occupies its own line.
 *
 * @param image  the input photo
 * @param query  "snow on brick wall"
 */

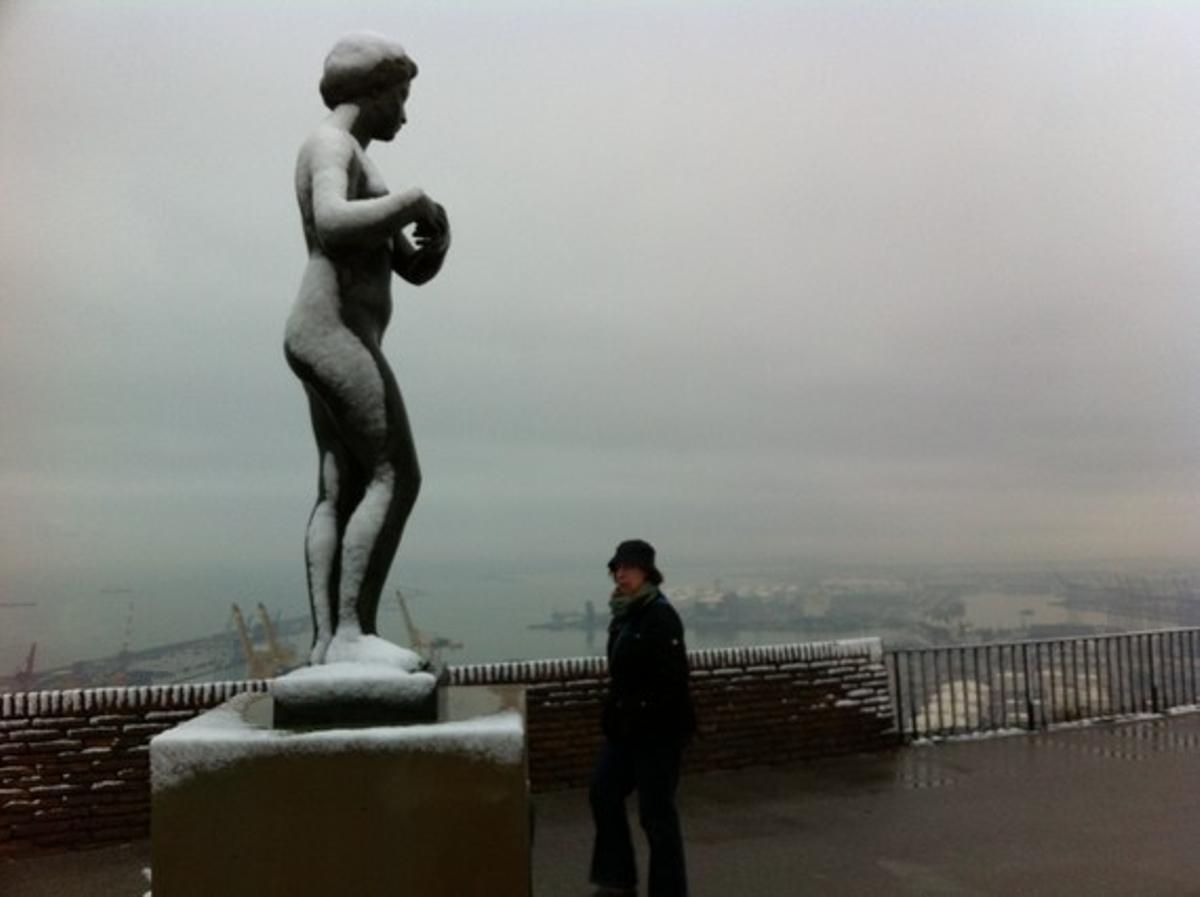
xmin=1 ymin=640 xmax=896 ymax=857
xmin=0 ymin=681 xmax=268 ymax=856
xmin=450 ymin=638 xmax=896 ymax=790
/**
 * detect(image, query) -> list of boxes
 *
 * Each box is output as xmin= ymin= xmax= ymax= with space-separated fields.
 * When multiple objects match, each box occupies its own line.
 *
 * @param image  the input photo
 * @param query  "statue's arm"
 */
xmin=310 ymin=136 xmax=432 ymax=251
xmin=392 ymin=201 xmax=451 ymax=286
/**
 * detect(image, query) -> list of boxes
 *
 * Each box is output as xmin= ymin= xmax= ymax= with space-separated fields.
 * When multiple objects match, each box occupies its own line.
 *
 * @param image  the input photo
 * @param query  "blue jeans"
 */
xmin=589 ymin=737 xmax=688 ymax=897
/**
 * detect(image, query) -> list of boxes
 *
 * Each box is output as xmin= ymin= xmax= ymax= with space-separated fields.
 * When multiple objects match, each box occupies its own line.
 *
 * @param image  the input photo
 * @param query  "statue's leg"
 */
xmin=287 ymin=334 xmax=378 ymax=641
xmin=303 ymin=477 xmax=336 ymax=664
xmin=288 ymin=332 xmax=418 ymax=667
xmin=355 ymin=351 xmax=420 ymax=635
xmin=300 ymin=385 xmax=363 ymax=663
xmin=323 ymin=341 xmax=420 ymax=640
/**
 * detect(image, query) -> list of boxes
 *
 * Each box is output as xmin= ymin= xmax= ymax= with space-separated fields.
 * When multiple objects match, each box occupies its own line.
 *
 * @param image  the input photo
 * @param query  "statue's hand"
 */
xmin=394 ymin=201 xmax=449 ymax=284
xmin=413 ymin=202 xmax=450 ymax=255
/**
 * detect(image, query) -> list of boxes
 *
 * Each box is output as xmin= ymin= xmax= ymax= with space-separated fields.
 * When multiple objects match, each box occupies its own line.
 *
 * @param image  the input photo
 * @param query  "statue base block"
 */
xmin=269 ymin=661 xmax=440 ymax=727
xmin=150 ymin=685 xmax=529 ymax=897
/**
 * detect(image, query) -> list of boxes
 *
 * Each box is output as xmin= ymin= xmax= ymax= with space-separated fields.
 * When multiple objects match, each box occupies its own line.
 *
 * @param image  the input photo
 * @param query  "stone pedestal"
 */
xmin=150 ymin=685 xmax=528 ymax=897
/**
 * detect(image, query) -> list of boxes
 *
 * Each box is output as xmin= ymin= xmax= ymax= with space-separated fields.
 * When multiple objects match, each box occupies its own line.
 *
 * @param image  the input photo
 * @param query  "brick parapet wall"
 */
xmin=450 ymin=638 xmax=896 ymax=790
xmin=0 ymin=681 xmax=268 ymax=856
xmin=1 ymin=639 xmax=894 ymax=857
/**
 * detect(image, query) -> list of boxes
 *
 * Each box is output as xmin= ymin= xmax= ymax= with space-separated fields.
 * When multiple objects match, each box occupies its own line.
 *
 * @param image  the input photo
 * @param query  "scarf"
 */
xmin=609 ymin=581 xmax=658 ymax=620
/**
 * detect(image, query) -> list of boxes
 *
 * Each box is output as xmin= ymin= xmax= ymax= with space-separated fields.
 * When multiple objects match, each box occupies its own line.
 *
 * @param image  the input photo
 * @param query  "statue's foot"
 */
xmin=324 ymin=631 xmax=423 ymax=672
xmin=309 ymin=636 xmax=330 ymax=666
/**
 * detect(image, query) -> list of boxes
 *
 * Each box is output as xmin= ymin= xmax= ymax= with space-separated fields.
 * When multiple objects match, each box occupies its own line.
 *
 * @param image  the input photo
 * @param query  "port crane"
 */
xmin=230 ymin=603 xmax=297 ymax=679
xmin=256 ymin=603 xmax=297 ymax=670
xmin=0 ymin=598 xmax=38 ymax=690
xmin=111 ymin=598 xmax=136 ymax=685
xmin=395 ymin=589 xmax=462 ymax=666
xmin=13 ymin=643 xmax=37 ymax=691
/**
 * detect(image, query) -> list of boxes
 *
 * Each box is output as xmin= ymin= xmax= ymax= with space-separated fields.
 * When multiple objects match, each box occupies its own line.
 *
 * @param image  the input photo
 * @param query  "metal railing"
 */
xmin=887 ymin=628 xmax=1200 ymax=741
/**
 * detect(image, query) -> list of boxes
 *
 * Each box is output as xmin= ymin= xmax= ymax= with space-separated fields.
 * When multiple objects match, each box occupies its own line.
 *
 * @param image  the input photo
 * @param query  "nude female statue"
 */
xmin=284 ymin=33 xmax=450 ymax=667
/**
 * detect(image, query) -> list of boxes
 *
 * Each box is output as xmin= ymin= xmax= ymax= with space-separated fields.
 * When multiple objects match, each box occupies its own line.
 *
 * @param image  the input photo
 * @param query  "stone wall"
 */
xmin=1 ymin=639 xmax=894 ymax=857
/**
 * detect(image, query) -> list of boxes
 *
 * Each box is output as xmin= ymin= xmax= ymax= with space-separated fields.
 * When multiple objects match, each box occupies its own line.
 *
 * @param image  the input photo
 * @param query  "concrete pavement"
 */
xmin=4 ymin=713 xmax=1199 ymax=896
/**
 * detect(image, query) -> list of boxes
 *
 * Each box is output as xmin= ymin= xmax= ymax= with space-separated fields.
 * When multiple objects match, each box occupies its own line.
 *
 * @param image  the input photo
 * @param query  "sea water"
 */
xmin=3 ymin=557 xmax=1192 ymax=680
xmin=1 ymin=556 xmax=827 ymax=675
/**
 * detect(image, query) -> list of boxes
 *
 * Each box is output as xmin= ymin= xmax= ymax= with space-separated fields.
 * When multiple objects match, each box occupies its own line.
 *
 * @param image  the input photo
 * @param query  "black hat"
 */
xmin=607 ymin=539 xmax=663 ymax=584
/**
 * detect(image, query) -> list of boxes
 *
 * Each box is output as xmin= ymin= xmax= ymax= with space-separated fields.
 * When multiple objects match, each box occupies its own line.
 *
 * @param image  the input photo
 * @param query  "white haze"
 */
xmin=0 ymin=1 xmax=1197 ymax=667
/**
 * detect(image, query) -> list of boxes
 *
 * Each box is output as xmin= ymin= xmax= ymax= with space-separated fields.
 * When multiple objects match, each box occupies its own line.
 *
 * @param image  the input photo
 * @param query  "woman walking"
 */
xmin=590 ymin=540 xmax=695 ymax=897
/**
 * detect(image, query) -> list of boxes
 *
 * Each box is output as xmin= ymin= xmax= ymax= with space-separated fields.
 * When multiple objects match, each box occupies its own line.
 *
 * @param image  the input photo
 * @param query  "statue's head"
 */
xmin=319 ymin=32 xmax=418 ymax=111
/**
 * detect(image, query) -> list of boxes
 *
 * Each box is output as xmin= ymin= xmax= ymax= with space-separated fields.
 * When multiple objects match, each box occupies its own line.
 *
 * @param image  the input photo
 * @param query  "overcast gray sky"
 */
xmin=1 ymin=0 xmax=1197 ymax=618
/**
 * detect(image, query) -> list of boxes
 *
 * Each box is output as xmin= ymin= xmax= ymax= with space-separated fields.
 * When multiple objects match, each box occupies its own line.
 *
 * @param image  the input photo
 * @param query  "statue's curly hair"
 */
xmin=319 ymin=33 xmax=418 ymax=110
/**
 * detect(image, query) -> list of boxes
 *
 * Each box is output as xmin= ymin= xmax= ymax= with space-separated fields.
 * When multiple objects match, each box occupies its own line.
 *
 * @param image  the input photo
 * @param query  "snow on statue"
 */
xmin=284 ymin=33 xmax=450 ymax=668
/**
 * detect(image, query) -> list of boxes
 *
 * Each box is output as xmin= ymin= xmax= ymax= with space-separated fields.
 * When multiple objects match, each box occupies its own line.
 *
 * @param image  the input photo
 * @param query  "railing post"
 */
xmin=889 ymin=652 xmax=905 ymax=744
xmin=1021 ymin=642 xmax=1035 ymax=730
xmin=1123 ymin=636 xmax=1135 ymax=714
xmin=998 ymin=644 xmax=1008 ymax=729
xmin=1050 ymin=641 xmax=1061 ymax=724
xmin=1105 ymin=636 xmax=1115 ymax=716
xmin=934 ymin=651 xmax=946 ymax=736
xmin=1185 ymin=628 xmax=1195 ymax=705
xmin=1177 ymin=630 xmax=1186 ymax=707
xmin=973 ymin=646 xmax=983 ymax=731
xmin=948 ymin=649 xmax=959 ymax=734
xmin=908 ymin=650 xmax=919 ymax=738
xmin=1082 ymin=638 xmax=1092 ymax=718
xmin=1148 ymin=633 xmax=1160 ymax=714
xmin=1075 ymin=642 xmax=1084 ymax=719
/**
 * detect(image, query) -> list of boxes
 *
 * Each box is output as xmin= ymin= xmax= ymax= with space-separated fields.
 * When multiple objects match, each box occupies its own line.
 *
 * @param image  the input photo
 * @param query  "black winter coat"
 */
xmin=602 ymin=591 xmax=696 ymax=744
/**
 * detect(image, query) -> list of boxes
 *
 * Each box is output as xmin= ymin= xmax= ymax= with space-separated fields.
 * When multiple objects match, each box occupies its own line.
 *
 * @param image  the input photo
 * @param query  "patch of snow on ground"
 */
xmin=910 ymin=705 xmax=1200 ymax=746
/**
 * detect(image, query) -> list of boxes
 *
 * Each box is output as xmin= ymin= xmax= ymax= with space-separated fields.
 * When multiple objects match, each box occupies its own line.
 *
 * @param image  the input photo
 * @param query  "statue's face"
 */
xmin=373 ymin=80 xmax=410 ymax=141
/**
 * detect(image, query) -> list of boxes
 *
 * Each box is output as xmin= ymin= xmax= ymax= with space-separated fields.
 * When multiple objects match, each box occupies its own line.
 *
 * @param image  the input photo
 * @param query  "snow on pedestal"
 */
xmin=271 ymin=661 xmax=436 ymax=705
xmin=269 ymin=660 xmax=439 ymax=726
